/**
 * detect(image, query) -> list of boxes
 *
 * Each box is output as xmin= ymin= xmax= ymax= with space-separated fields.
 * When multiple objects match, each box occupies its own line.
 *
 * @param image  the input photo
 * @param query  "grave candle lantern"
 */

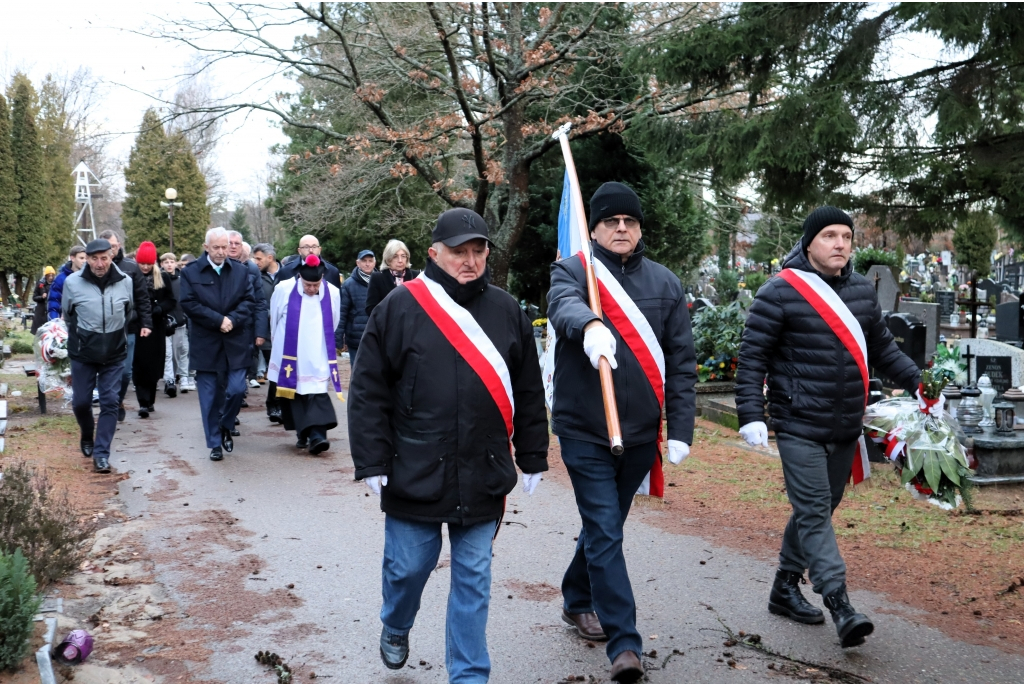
xmin=994 ymin=401 xmax=1015 ymax=433
xmin=957 ymin=385 xmax=983 ymax=434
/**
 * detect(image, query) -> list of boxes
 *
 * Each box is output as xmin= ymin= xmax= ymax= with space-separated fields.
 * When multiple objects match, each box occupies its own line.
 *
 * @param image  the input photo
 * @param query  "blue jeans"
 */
xmin=380 ymin=515 xmax=496 ymax=684
xmin=195 ymin=368 xmax=247 ymax=448
xmin=560 ymin=437 xmax=656 ymax=663
xmin=118 ymin=333 xmax=136 ymax=402
xmin=71 ymin=359 xmax=123 ymax=461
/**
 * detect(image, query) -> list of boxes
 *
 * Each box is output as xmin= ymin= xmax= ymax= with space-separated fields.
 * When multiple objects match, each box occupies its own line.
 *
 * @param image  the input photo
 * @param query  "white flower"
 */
xmin=52 ymin=347 xmax=68 ymax=359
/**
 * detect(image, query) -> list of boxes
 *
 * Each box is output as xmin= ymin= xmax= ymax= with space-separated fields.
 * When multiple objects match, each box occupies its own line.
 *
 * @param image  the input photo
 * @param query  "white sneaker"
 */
xmin=248 ymin=379 xmax=260 ymax=389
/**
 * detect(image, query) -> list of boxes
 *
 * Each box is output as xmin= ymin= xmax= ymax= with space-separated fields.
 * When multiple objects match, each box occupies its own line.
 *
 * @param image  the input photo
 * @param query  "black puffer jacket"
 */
xmin=736 ymin=245 xmax=921 ymax=444
xmin=348 ymin=259 xmax=549 ymax=525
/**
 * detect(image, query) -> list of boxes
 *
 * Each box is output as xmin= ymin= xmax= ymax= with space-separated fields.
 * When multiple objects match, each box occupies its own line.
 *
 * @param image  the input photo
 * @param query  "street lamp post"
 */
xmin=159 ymin=188 xmax=183 ymax=251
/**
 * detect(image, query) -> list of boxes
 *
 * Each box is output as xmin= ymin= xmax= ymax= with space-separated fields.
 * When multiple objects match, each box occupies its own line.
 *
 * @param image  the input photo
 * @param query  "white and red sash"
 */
xmin=777 ymin=268 xmax=871 ymax=483
xmin=580 ymin=252 xmax=668 ymax=497
xmin=404 ymin=274 xmax=514 ymax=440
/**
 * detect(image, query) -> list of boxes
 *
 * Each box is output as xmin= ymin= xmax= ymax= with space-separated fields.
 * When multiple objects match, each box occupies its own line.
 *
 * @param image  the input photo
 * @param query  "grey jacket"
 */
xmin=62 ymin=265 xmax=135 ymax=365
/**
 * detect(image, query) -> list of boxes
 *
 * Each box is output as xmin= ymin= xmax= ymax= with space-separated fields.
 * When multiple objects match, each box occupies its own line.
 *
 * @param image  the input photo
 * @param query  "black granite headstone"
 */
xmin=887 ymin=312 xmax=927 ymax=369
xmin=978 ymin=355 xmax=1013 ymax=394
xmin=997 ymin=301 xmax=1022 ymax=342
xmin=936 ymin=290 xmax=956 ymax=319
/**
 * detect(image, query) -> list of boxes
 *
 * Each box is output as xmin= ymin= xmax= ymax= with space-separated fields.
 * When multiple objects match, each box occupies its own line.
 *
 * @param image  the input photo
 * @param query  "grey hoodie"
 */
xmin=61 ymin=265 xmax=134 ymax=365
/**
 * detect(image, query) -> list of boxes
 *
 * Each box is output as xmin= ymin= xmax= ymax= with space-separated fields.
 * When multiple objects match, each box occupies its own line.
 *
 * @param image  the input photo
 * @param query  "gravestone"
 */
xmin=958 ymin=339 xmax=1024 ymax=393
xmin=978 ymin=278 xmax=1002 ymax=303
xmin=866 ymin=265 xmax=900 ymax=311
xmin=1001 ymin=290 xmax=1019 ymax=305
xmin=936 ymin=290 xmax=957 ymax=319
xmin=899 ymin=301 xmax=940 ymax=362
xmin=996 ymin=301 xmax=1022 ymax=343
xmin=886 ymin=312 xmax=927 ymax=369
xmin=691 ymin=298 xmax=713 ymax=317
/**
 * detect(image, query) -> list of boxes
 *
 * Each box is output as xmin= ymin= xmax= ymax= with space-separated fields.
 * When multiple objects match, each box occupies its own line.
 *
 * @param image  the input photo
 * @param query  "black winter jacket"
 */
xmin=236 ymin=258 xmax=270 ymax=341
xmin=337 ymin=268 xmax=370 ymax=350
xmin=179 ymin=255 xmax=256 ymax=372
xmin=548 ymin=241 xmax=698 ymax=447
xmin=365 ymin=267 xmax=420 ymax=316
xmin=275 ymin=256 xmax=342 ymax=290
xmin=113 ymin=251 xmax=153 ymax=335
xmin=348 ymin=259 xmax=549 ymax=525
xmin=736 ymin=246 xmax=921 ymax=444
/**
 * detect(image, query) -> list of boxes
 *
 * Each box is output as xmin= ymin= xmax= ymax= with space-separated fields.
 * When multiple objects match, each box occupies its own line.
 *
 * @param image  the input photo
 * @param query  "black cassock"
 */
xmin=280 ymin=393 xmax=337 ymax=440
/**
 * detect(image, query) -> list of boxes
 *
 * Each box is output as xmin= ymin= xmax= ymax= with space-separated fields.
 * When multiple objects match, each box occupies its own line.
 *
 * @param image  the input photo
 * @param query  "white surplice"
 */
xmin=268 ymin=277 xmax=342 ymax=395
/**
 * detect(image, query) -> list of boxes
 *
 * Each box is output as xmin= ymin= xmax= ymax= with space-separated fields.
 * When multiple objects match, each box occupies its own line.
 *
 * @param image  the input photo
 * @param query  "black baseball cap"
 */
xmin=85 ymin=239 xmax=112 ymax=255
xmin=432 ymin=208 xmax=489 ymax=247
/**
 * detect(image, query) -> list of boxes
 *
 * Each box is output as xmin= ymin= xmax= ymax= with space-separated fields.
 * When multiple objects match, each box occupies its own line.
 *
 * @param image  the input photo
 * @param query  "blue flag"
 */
xmin=556 ymin=170 xmax=582 ymax=260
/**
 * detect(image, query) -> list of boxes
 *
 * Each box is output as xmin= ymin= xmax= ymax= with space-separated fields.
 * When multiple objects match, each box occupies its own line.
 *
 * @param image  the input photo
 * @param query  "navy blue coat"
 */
xmin=337 ymin=268 xmax=370 ymax=350
xmin=179 ymin=254 xmax=256 ymax=371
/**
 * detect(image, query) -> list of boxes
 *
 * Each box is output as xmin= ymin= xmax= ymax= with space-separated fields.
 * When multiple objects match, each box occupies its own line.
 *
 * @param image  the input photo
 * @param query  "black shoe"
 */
xmin=268 ymin=407 xmax=282 ymax=424
xmin=296 ymin=437 xmax=308 ymax=449
xmin=138 ymin=408 xmax=149 ymax=418
xmin=165 ymin=383 xmax=177 ymax=398
xmin=210 ymin=447 xmax=223 ymax=461
xmin=240 ymin=400 xmax=249 ymax=408
xmin=769 ymin=570 xmax=825 ymax=625
xmin=230 ymin=428 xmax=240 ymax=437
xmin=823 ymin=584 xmax=874 ymax=647
xmin=234 ymin=417 xmax=240 ymax=426
xmin=221 ymin=428 xmax=234 ymax=453
xmin=118 ymin=403 xmax=126 ymax=422
xmin=93 ymin=456 xmax=110 ymax=473
xmin=80 ymin=439 xmax=94 ymax=458
xmin=146 ymin=405 xmax=155 ymax=412
xmin=379 ymin=628 xmax=409 ymax=670
xmin=308 ymin=438 xmax=330 ymax=455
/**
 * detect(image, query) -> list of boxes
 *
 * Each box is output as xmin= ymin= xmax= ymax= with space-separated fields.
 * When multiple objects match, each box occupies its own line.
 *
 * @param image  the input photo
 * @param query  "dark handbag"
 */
xmin=165 ymin=312 xmax=181 ymax=333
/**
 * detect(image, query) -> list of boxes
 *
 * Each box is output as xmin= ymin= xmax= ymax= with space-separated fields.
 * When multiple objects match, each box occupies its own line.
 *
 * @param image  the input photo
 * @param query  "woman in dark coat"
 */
xmin=365 ymin=239 xmax=419 ymax=316
xmin=30 ymin=267 xmax=56 ymax=333
xmin=132 ymin=242 xmax=176 ymax=417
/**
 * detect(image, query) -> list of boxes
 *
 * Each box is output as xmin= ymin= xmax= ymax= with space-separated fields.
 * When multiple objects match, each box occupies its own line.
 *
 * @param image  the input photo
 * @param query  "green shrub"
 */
xmin=743 ymin=271 xmax=768 ymax=293
xmin=0 ymin=548 xmax=42 ymax=671
xmin=853 ymin=247 xmax=901 ymax=275
xmin=692 ymin=301 xmax=746 ymax=364
xmin=0 ymin=462 xmax=92 ymax=586
xmin=8 ymin=340 xmax=32 ymax=355
xmin=715 ymin=269 xmax=739 ymax=303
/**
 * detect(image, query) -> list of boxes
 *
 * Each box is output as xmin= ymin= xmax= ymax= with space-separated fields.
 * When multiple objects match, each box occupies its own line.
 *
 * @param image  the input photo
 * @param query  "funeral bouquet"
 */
xmin=862 ymin=369 xmax=974 ymax=510
xmin=34 ymin=319 xmax=72 ymax=398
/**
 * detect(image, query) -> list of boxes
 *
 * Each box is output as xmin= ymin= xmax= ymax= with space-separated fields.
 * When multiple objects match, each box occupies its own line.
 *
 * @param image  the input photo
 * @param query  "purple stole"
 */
xmin=276 ymin=281 xmax=344 ymax=401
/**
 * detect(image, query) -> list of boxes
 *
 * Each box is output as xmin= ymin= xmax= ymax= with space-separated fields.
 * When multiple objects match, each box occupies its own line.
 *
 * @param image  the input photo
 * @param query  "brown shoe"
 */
xmin=610 ymin=651 xmax=643 ymax=684
xmin=561 ymin=609 xmax=607 ymax=641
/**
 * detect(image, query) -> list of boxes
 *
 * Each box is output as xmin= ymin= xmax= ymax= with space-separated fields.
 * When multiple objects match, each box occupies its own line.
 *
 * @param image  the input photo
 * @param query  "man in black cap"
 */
xmin=736 ymin=206 xmax=921 ymax=648
xmin=61 ymin=239 xmax=138 ymax=472
xmin=267 ymin=254 xmax=342 ymax=454
xmin=349 ymin=208 xmax=549 ymax=682
xmin=547 ymin=181 xmax=697 ymax=683
xmin=336 ymin=248 xmax=376 ymax=364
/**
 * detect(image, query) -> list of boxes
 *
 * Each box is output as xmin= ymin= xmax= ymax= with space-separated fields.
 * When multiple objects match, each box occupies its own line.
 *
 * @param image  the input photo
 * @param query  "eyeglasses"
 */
xmin=298 ymin=244 xmax=321 ymax=252
xmin=599 ymin=216 xmax=640 ymax=230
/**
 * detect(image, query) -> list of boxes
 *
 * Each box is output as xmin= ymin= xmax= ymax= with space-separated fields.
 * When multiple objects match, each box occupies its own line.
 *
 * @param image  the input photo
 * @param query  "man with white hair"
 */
xmin=179 ymin=227 xmax=256 ymax=461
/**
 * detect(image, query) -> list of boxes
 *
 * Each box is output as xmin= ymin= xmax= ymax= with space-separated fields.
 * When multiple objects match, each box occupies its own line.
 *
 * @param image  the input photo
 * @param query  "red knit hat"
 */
xmin=136 ymin=241 xmax=158 ymax=265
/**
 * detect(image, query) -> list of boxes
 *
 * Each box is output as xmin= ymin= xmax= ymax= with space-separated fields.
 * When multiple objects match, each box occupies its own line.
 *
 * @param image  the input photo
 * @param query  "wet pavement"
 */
xmin=107 ymin=379 xmax=1024 ymax=683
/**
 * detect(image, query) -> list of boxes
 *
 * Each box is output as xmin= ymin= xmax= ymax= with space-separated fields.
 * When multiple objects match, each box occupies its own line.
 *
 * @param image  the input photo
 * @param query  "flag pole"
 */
xmin=552 ymin=123 xmax=624 ymax=455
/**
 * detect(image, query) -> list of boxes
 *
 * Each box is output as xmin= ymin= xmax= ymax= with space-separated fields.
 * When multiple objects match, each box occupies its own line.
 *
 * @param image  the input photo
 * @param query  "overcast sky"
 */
xmin=0 ymin=1 xmax=293 ymax=209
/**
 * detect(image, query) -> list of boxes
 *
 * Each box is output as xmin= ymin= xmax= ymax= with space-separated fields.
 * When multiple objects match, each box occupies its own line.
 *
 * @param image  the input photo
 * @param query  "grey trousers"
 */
xmin=163 ymin=327 xmax=190 ymax=383
xmin=776 ymin=432 xmax=857 ymax=597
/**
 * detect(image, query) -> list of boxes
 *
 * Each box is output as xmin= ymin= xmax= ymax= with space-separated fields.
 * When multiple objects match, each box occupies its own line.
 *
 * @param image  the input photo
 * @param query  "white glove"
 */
xmin=739 ymin=421 xmax=769 ymax=448
xmin=582 ymin=325 xmax=617 ymax=370
xmin=667 ymin=440 xmax=690 ymax=465
xmin=365 ymin=475 xmax=388 ymax=495
xmin=522 ymin=472 xmax=541 ymax=496
xmin=916 ymin=388 xmax=946 ymax=416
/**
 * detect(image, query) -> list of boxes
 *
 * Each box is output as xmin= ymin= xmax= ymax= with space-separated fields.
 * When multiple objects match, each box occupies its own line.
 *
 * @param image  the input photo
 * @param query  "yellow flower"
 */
xmin=719 ymin=362 xmax=725 ymax=368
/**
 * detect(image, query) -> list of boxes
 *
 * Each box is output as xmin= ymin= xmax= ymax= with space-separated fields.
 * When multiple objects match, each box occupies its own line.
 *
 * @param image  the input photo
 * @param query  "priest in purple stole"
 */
xmin=268 ymin=254 xmax=344 ymax=454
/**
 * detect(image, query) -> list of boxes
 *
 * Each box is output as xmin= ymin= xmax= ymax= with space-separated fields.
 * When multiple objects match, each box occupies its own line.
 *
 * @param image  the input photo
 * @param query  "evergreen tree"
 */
xmin=10 ymin=77 xmax=47 ymax=298
xmin=123 ymin=110 xmax=209 ymax=254
xmin=0 ymin=94 xmax=19 ymax=304
xmin=952 ymin=213 xmax=998 ymax=280
xmin=37 ymin=75 xmax=75 ymax=266
xmin=229 ymin=206 xmax=252 ymax=243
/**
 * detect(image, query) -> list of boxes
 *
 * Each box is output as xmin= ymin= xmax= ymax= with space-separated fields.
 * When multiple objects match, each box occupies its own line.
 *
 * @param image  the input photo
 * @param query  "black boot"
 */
xmin=823 ymin=585 xmax=874 ymax=647
xmin=769 ymin=570 xmax=824 ymax=624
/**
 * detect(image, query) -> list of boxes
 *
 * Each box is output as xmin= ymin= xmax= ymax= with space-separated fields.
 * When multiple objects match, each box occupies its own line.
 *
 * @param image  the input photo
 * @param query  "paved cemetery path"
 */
xmin=99 ymin=378 xmax=1024 ymax=684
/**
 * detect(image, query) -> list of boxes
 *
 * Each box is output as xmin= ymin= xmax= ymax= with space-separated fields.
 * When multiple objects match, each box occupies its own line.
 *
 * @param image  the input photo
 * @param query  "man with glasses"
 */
xmin=547 ymin=182 xmax=697 ymax=683
xmin=275 ymin=235 xmax=342 ymax=289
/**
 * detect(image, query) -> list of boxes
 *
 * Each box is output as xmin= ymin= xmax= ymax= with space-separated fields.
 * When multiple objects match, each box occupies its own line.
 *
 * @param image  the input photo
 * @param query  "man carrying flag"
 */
xmin=736 ymin=206 xmax=921 ymax=648
xmin=348 ymin=208 xmax=548 ymax=683
xmin=548 ymin=182 xmax=697 ymax=683
xmin=268 ymin=254 xmax=343 ymax=455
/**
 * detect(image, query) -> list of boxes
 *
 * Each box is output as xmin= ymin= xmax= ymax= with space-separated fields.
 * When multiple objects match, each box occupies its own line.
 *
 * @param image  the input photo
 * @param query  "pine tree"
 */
xmin=10 ymin=77 xmax=47 ymax=299
xmin=0 ymin=93 xmax=19 ymax=305
xmin=229 ymin=206 xmax=252 ymax=243
xmin=123 ymin=110 xmax=209 ymax=255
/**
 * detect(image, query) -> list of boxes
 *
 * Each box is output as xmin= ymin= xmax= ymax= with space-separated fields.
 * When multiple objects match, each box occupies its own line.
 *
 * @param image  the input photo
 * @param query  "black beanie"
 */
xmin=801 ymin=206 xmax=854 ymax=250
xmin=588 ymin=182 xmax=644 ymax=230
xmin=297 ymin=254 xmax=326 ymax=282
